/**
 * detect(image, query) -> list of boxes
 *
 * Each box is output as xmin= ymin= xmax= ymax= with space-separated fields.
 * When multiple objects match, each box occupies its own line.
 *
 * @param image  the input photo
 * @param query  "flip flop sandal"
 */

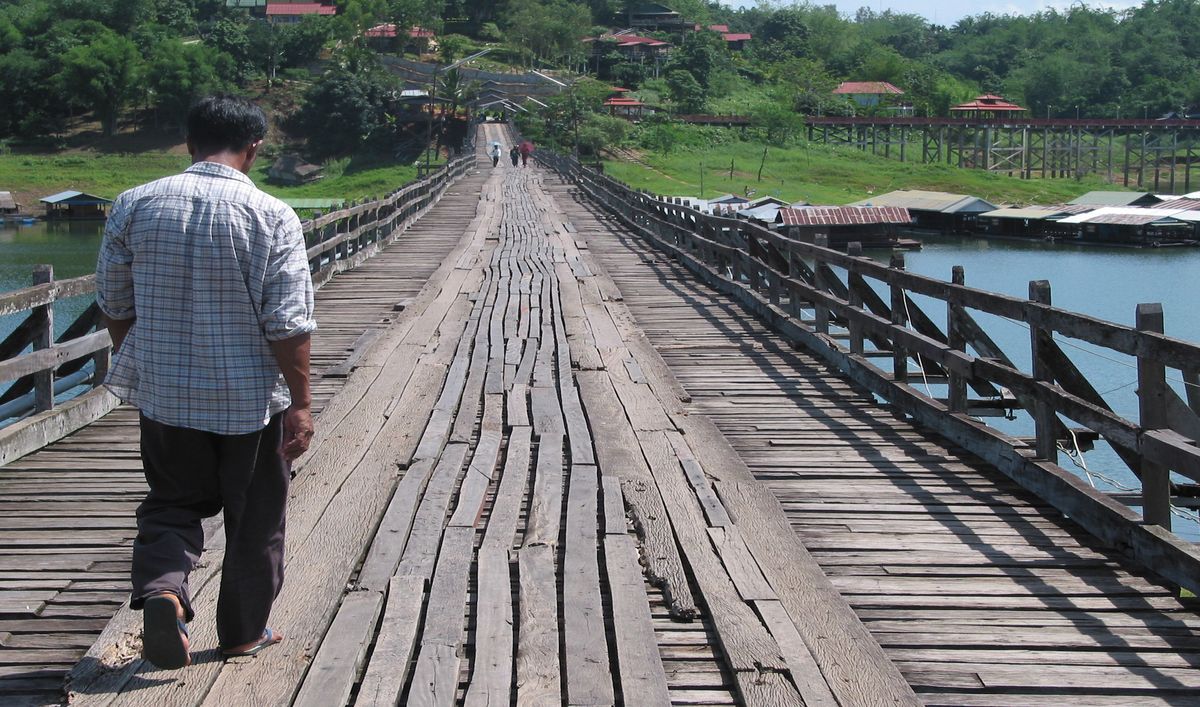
xmin=221 ymin=628 xmax=282 ymax=659
xmin=143 ymin=595 xmax=190 ymax=670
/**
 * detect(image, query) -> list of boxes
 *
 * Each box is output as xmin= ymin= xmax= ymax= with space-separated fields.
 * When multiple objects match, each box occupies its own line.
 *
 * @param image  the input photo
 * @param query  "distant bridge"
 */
xmin=807 ymin=116 xmax=1200 ymax=192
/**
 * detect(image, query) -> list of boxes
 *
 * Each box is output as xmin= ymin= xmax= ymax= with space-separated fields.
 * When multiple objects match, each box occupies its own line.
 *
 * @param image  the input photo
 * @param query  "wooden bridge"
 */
xmin=3 ymin=123 xmax=1200 ymax=706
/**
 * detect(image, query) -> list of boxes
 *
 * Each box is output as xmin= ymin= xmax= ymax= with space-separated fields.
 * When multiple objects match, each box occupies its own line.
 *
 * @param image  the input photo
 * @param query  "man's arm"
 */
xmin=102 ymin=315 xmax=135 ymax=353
xmin=270 ymin=332 xmax=312 ymax=462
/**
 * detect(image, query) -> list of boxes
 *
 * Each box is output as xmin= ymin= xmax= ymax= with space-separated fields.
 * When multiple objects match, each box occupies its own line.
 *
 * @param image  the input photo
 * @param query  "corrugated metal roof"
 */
xmin=848 ymin=190 xmax=997 ymax=214
xmin=266 ymin=3 xmax=336 ymax=16
xmin=776 ymin=206 xmax=912 ymax=226
xmin=1067 ymin=191 xmax=1158 ymax=206
xmin=737 ymin=204 xmax=781 ymax=222
xmin=980 ymin=207 xmax=1070 ymax=220
xmin=1058 ymin=207 xmax=1185 ymax=225
xmin=833 ymin=81 xmax=903 ymax=95
xmin=1153 ymin=198 xmax=1200 ymax=210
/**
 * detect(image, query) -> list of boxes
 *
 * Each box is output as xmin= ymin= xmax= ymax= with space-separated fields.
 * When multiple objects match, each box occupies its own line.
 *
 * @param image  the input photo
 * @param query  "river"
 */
xmin=3 ymin=223 xmax=1199 ymax=535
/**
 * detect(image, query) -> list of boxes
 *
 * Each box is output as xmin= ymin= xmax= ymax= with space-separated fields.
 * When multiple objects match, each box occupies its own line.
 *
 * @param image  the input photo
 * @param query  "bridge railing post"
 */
xmin=947 ymin=265 xmax=968 ymax=413
xmin=889 ymin=252 xmax=908 ymax=381
xmin=813 ymin=235 xmax=830 ymax=334
xmin=1028 ymin=280 xmax=1058 ymax=464
xmin=1136 ymin=302 xmax=1172 ymax=530
xmin=32 ymin=265 xmax=54 ymax=413
xmin=846 ymin=243 xmax=864 ymax=354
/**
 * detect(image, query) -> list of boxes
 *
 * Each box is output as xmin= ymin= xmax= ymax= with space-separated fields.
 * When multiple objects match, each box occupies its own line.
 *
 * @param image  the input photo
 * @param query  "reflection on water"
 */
xmin=875 ymin=235 xmax=1200 ymax=539
xmin=0 ymin=219 xmax=105 ymax=343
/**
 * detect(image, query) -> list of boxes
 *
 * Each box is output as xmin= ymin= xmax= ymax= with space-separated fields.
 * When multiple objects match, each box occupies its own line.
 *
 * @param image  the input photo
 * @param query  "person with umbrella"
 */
xmin=518 ymin=140 xmax=534 ymax=167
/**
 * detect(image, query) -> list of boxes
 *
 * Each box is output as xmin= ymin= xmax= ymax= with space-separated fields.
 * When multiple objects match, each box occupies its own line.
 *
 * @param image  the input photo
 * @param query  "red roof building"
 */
xmin=266 ymin=3 xmax=336 ymax=23
xmin=950 ymin=94 xmax=1026 ymax=117
xmin=775 ymin=206 xmax=912 ymax=227
xmin=604 ymin=96 xmax=650 ymax=120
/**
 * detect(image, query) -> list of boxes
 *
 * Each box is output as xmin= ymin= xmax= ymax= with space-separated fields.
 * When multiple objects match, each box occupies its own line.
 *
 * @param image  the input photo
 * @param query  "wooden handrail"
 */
xmin=0 ymin=143 xmax=478 ymax=441
xmin=540 ymin=149 xmax=1200 ymax=593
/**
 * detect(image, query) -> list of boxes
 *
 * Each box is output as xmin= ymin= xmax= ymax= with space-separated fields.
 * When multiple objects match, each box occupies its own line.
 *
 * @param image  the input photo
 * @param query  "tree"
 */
xmin=666 ymin=69 xmax=705 ymax=114
xmin=56 ymin=31 xmax=142 ymax=136
xmin=292 ymin=69 xmax=398 ymax=158
xmin=750 ymin=103 xmax=803 ymax=145
xmin=667 ymin=30 xmax=727 ymax=90
xmin=148 ymin=40 xmax=233 ymax=131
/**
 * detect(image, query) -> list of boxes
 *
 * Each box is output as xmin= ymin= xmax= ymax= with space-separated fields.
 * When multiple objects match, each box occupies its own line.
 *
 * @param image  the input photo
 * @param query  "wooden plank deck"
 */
xmin=53 ymin=124 xmax=917 ymax=706
xmin=547 ymin=178 xmax=1200 ymax=705
xmin=0 ymin=151 xmax=489 ymax=706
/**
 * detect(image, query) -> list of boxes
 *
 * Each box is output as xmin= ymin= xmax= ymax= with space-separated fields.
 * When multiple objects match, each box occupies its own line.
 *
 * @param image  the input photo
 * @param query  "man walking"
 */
xmin=96 ymin=95 xmax=316 ymax=670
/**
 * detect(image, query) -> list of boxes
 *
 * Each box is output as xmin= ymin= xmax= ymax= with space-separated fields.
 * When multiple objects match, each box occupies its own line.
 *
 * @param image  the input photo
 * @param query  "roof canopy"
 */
xmin=848 ymin=190 xmax=997 ymax=214
xmin=951 ymin=94 xmax=1025 ymax=112
xmin=266 ymin=3 xmax=337 ymax=16
xmin=40 ymin=190 xmax=112 ymax=206
xmin=1068 ymin=191 xmax=1160 ymax=207
xmin=1058 ymin=207 xmax=1189 ymax=226
xmin=833 ymin=81 xmax=903 ymax=96
xmin=776 ymin=206 xmax=912 ymax=226
xmin=0 ymin=191 xmax=17 ymax=210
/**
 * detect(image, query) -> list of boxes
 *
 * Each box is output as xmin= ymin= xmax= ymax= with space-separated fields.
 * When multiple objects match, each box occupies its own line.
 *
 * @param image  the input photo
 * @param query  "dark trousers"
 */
xmin=132 ymin=412 xmax=289 ymax=648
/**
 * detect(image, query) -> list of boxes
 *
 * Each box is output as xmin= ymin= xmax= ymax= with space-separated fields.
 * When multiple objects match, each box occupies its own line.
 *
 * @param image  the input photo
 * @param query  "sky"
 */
xmin=718 ymin=0 xmax=1145 ymax=26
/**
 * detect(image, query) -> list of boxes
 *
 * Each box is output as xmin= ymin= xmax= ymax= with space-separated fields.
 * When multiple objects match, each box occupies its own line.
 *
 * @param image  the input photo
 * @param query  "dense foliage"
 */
xmin=4 ymin=0 xmax=1200 ymax=154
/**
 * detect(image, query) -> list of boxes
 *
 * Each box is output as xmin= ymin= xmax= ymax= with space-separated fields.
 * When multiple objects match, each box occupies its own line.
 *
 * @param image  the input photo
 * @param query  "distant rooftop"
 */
xmin=832 ymin=81 xmax=903 ymax=96
xmin=1068 ymin=191 xmax=1160 ymax=207
xmin=848 ymin=190 xmax=996 ymax=214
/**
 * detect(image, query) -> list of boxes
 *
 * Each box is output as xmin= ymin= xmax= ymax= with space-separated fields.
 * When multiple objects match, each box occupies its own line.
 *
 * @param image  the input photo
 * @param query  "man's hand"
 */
xmin=281 ymin=405 xmax=314 ymax=461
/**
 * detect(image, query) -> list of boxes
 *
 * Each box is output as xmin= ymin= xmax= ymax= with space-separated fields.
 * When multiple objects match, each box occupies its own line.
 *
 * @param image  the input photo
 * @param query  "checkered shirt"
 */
xmin=96 ymin=162 xmax=317 ymax=435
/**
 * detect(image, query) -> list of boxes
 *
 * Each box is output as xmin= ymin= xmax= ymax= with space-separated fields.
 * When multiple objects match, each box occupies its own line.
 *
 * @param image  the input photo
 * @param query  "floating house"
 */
xmin=775 ymin=206 xmax=915 ymax=249
xmin=974 ymin=205 xmax=1094 ymax=240
xmin=0 ymin=191 xmax=18 ymax=215
xmin=268 ymin=155 xmax=323 ymax=185
xmin=849 ymin=190 xmax=997 ymax=234
xmin=40 ymin=191 xmax=112 ymax=219
xmin=1058 ymin=207 xmax=1195 ymax=245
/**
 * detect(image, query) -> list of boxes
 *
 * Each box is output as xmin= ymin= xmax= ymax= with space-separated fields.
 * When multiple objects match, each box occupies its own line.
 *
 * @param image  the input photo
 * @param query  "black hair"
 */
xmin=186 ymin=94 xmax=268 ymax=154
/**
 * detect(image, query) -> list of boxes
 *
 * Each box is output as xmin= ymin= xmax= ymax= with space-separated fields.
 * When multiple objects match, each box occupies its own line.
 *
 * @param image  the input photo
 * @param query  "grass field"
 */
xmin=602 ymin=136 xmax=1119 ymax=206
xmin=0 ymin=151 xmax=423 ymax=211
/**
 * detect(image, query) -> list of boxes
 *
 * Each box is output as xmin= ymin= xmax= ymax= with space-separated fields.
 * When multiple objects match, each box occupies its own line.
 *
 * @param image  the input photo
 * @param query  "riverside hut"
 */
xmin=1058 ymin=207 xmax=1194 ymax=245
xmin=849 ymin=190 xmax=996 ymax=234
xmin=0 ymin=192 xmax=18 ymax=215
xmin=40 ymin=191 xmax=111 ymax=219
xmin=775 ymin=206 xmax=914 ymax=249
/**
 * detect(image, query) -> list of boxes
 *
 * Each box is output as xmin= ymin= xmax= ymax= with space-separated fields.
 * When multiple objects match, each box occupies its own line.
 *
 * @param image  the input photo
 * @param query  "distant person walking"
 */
xmin=490 ymin=142 xmax=501 ymax=167
xmin=509 ymin=145 xmax=520 ymax=167
xmin=96 ymin=94 xmax=316 ymax=670
xmin=519 ymin=140 xmax=534 ymax=167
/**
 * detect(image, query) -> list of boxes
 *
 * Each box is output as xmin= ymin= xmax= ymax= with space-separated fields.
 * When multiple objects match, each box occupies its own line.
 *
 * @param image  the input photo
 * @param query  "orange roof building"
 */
xmin=950 ymin=94 xmax=1026 ymax=117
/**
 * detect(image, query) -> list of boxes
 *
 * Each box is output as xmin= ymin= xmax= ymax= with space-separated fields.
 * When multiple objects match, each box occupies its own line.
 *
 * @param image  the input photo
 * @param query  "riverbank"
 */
xmin=0 ymin=150 xmax=422 ymax=214
xmin=600 ymin=132 xmax=1117 ymax=206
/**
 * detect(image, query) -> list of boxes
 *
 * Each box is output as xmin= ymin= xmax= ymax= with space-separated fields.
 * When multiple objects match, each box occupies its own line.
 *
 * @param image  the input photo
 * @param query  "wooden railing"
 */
xmin=540 ymin=151 xmax=1200 ymax=593
xmin=0 ymin=149 xmax=476 ymax=464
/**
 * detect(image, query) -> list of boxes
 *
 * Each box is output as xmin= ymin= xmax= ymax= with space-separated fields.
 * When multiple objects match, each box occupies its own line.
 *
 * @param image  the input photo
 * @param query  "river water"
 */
xmin=3 ymin=222 xmax=1199 ymax=534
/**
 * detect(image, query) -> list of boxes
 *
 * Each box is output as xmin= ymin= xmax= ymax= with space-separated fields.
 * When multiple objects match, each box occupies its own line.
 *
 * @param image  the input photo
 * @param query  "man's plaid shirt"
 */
xmin=96 ymin=162 xmax=316 ymax=435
